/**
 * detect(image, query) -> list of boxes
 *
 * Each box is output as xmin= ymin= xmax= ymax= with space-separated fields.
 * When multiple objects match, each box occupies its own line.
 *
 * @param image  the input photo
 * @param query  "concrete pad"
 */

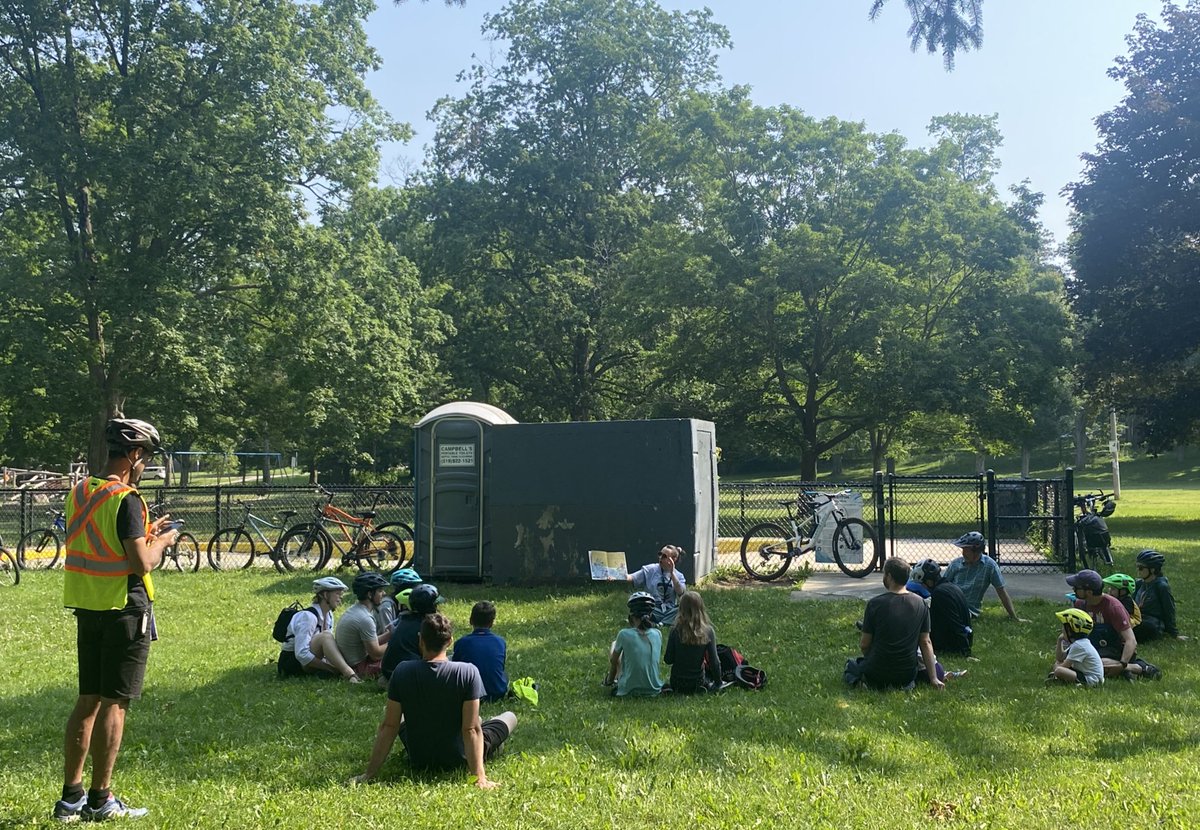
xmin=790 ymin=571 xmax=1070 ymax=603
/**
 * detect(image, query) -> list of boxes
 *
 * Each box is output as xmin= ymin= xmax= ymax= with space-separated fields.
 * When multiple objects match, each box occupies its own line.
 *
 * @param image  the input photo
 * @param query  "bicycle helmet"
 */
xmin=952 ymin=531 xmax=985 ymax=549
xmin=313 ymin=576 xmax=348 ymax=594
xmin=352 ymin=571 xmax=389 ymax=600
xmin=389 ymin=567 xmax=422 ymax=589
xmin=1055 ymin=608 xmax=1094 ymax=635
xmin=913 ymin=558 xmax=941 ymax=584
xmin=1098 ymin=497 xmax=1116 ymax=517
xmin=627 ymin=591 xmax=657 ymax=619
xmin=1102 ymin=573 xmax=1136 ymax=594
xmin=105 ymin=418 xmax=162 ymax=452
xmin=409 ymin=583 xmax=444 ymax=614
xmin=1136 ymin=549 xmax=1166 ymax=571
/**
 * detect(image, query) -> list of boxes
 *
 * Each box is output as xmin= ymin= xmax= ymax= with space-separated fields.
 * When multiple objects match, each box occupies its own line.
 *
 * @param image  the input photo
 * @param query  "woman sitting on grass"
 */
xmin=278 ymin=577 xmax=361 ymax=683
xmin=603 ymin=592 xmax=663 ymax=697
xmin=664 ymin=591 xmax=722 ymax=694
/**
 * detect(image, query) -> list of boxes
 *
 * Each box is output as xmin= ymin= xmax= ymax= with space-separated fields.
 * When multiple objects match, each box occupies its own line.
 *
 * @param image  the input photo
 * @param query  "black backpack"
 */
xmin=272 ymin=602 xmax=318 ymax=643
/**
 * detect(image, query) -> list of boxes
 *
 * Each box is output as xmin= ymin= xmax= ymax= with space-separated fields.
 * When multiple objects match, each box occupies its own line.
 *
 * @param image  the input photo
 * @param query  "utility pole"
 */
xmin=1109 ymin=408 xmax=1121 ymax=499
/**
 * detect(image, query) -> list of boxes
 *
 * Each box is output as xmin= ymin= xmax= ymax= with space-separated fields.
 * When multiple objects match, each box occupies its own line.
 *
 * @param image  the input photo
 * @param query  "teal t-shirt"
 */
xmin=615 ymin=627 xmax=663 ymax=697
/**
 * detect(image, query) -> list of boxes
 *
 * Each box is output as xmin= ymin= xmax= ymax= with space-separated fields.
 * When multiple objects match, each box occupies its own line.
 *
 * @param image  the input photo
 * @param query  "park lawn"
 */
xmin=0 ymin=488 xmax=1196 ymax=829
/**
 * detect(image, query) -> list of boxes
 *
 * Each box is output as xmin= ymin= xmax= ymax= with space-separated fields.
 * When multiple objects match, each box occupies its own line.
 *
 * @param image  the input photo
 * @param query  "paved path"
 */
xmin=791 ymin=571 xmax=1070 ymax=603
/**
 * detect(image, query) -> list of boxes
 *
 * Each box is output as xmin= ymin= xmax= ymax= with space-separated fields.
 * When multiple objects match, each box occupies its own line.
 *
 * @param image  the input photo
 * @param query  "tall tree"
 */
xmin=0 ymin=0 xmax=398 ymax=467
xmin=1067 ymin=1 xmax=1200 ymax=450
xmin=424 ymin=0 xmax=730 ymax=420
xmin=869 ymin=0 xmax=984 ymax=69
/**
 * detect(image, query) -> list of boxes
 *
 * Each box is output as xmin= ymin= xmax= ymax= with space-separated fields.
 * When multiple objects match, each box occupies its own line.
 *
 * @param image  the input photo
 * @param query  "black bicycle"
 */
xmin=0 ymin=534 xmax=19 ymax=586
xmin=1073 ymin=490 xmax=1115 ymax=571
xmin=207 ymin=498 xmax=305 ymax=572
xmin=17 ymin=508 xmax=65 ymax=570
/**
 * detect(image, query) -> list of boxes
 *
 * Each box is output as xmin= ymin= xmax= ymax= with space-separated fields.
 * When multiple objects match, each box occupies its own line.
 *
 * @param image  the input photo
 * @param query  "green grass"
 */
xmin=2 ymin=485 xmax=1198 ymax=828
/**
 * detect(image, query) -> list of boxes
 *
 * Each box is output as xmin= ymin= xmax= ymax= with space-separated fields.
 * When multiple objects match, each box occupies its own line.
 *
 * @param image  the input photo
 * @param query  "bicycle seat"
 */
xmin=279 ymin=510 xmax=297 ymax=520
xmin=357 ymin=511 xmax=377 ymax=520
xmin=777 ymin=500 xmax=794 ymax=507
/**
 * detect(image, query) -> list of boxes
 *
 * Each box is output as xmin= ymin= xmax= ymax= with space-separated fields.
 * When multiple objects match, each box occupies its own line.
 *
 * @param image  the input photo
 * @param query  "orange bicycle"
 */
xmin=277 ymin=487 xmax=410 ymax=573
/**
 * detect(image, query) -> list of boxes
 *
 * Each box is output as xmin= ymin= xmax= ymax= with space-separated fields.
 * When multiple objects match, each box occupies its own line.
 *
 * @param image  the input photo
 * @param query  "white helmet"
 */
xmin=106 ymin=418 xmax=162 ymax=452
xmin=313 ymin=577 xmax=348 ymax=593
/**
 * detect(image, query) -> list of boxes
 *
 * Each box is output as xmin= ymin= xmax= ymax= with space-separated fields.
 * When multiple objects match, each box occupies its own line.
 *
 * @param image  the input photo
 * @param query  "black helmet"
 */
xmin=627 ymin=591 xmax=656 ymax=619
xmin=1136 ymin=549 xmax=1166 ymax=571
xmin=409 ymin=583 xmax=444 ymax=614
xmin=352 ymin=571 xmax=388 ymax=600
xmin=1098 ymin=498 xmax=1116 ymax=517
xmin=952 ymin=531 xmax=985 ymax=550
xmin=106 ymin=418 xmax=162 ymax=452
xmin=913 ymin=558 xmax=941 ymax=584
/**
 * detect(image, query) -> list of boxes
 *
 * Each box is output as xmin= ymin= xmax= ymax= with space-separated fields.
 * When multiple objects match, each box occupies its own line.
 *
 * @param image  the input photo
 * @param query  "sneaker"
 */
xmin=53 ymin=795 xmax=87 ymax=822
xmin=1141 ymin=662 xmax=1163 ymax=681
xmin=81 ymin=796 xmax=148 ymax=822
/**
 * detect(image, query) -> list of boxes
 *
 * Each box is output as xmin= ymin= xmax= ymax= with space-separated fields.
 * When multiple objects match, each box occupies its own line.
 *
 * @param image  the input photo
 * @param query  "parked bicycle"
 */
xmin=740 ymin=490 xmax=879 ymax=580
xmin=277 ymin=487 xmax=410 ymax=573
xmin=145 ymin=500 xmax=201 ymax=573
xmin=207 ymin=498 xmax=306 ymax=572
xmin=0 ymin=534 xmax=19 ymax=586
xmin=1073 ymin=490 xmax=1116 ymax=571
xmin=17 ymin=508 xmax=65 ymax=570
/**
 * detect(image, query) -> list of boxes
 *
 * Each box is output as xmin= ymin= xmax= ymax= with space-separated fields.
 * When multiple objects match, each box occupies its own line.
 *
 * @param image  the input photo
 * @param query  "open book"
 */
xmin=589 ymin=550 xmax=628 ymax=581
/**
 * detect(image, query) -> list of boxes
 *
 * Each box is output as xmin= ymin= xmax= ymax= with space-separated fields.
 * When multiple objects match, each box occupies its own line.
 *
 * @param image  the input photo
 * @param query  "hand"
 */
xmin=931 ymin=678 xmax=946 ymax=691
xmin=151 ymin=514 xmax=172 ymax=533
xmin=473 ymin=776 xmax=499 ymax=790
xmin=1010 ymin=616 xmax=1031 ymax=623
xmin=347 ymin=773 xmax=370 ymax=786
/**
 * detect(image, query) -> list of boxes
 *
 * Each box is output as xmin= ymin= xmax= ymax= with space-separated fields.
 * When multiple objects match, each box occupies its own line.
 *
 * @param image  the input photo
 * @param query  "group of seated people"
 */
xmin=844 ymin=532 xmax=1182 ymax=691
xmin=277 ymin=568 xmax=519 ymax=787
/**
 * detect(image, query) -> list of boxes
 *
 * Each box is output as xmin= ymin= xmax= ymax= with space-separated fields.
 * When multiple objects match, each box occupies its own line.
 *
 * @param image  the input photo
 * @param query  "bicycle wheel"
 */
xmin=832 ymin=518 xmax=879 ymax=578
xmin=278 ymin=525 xmax=330 ymax=572
xmin=374 ymin=522 xmax=414 ymax=569
xmin=0 ymin=549 xmax=18 ymax=586
xmin=739 ymin=522 xmax=795 ymax=581
xmin=17 ymin=527 xmax=62 ymax=569
xmin=174 ymin=532 xmax=201 ymax=572
xmin=358 ymin=529 xmax=405 ymax=572
xmin=207 ymin=528 xmax=255 ymax=570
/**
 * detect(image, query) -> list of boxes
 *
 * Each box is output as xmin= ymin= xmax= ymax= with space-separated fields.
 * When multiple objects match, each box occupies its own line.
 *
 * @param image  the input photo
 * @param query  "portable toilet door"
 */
xmin=414 ymin=402 xmax=517 ymax=579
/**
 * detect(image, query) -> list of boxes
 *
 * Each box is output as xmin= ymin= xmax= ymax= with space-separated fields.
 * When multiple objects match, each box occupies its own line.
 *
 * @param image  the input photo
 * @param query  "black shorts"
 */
xmin=277 ymin=649 xmax=336 ymax=679
xmin=76 ymin=609 xmax=151 ymax=700
xmin=398 ymin=716 xmax=511 ymax=765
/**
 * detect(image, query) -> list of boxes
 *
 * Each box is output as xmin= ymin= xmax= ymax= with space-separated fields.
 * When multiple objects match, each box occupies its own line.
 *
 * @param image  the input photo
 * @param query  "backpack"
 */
xmin=703 ymin=644 xmax=746 ymax=682
xmin=734 ymin=663 xmax=767 ymax=690
xmin=272 ymin=602 xmax=318 ymax=643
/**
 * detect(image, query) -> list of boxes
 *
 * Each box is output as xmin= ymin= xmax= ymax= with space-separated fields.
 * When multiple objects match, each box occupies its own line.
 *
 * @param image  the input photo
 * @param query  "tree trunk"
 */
xmin=974 ymin=451 xmax=986 ymax=475
xmin=261 ymin=436 xmax=272 ymax=484
xmin=831 ymin=453 xmax=843 ymax=478
xmin=1074 ymin=409 xmax=1087 ymax=469
xmin=1021 ymin=446 xmax=1031 ymax=478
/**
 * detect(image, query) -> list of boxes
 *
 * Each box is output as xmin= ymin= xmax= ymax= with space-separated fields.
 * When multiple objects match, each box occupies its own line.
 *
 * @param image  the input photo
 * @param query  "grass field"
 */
xmin=1 ymin=485 xmax=1197 ymax=829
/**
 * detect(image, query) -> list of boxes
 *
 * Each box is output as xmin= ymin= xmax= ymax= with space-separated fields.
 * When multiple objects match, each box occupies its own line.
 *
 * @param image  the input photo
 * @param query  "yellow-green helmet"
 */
xmin=1102 ymin=573 xmax=1136 ymax=594
xmin=1055 ymin=608 xmax=1094 ymax=635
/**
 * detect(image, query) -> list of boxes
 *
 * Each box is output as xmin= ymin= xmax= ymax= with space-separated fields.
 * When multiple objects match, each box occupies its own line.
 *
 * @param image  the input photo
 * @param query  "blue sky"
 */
xmin=362 ymin=0 xmax=1162 ymax=247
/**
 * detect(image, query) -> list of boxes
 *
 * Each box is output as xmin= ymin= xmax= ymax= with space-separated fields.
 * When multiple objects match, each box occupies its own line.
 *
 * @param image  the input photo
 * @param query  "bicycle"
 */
xmin=17 ymin=508 xmax=65 ymax=570
xmin=277 ymin=487 xmax=409 ymax=573
xmin=207 ymin=498 xmax=306 ymax=572
xmin=740 ymin=490 xmax=879 ymax=580
xmin=1073 ymin=490 xmax=1115 ymax=571
xmin=145 ymin=500 xmax=201 ymax=573
xmin=0 ymin=535 xmax=19 ymax=586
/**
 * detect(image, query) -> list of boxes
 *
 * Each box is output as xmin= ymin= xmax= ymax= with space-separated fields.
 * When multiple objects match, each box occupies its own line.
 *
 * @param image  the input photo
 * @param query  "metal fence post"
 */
xmin=214 ymin=485 xmax=222 ymax=534
xmin=873 ymin=470 xmax=887 ymax=558
xmin=985 ymin=469 xmax=998 ymax=558
xmin=1064 ymin=467 xmax=1075 ymax=570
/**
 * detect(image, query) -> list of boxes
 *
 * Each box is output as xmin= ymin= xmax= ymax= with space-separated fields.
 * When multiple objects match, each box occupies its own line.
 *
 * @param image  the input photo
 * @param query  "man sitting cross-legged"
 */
xmin=352 ymin=613 xmax=517 ymax=789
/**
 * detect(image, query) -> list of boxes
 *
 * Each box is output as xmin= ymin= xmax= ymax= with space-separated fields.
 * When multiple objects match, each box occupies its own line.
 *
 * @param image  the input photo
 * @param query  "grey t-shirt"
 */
xmin=334 ymin=603 xmax=379 ymax=666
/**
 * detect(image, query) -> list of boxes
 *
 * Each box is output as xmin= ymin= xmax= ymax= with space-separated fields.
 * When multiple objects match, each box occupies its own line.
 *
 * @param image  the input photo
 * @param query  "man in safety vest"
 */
xmin=54 ymin=418 xmax=179 ymax=823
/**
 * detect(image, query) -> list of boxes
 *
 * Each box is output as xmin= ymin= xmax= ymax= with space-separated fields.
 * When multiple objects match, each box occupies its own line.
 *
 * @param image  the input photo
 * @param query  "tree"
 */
xmin=423 ymin=0 xmax=730 ymax=421
xmin=0 ymin=0 xmax=400 ymax=468
xmin=1067 ymin=1 xmax=1200 ymax=450
xmin=869 ymin=0 xmax=984 ymax=69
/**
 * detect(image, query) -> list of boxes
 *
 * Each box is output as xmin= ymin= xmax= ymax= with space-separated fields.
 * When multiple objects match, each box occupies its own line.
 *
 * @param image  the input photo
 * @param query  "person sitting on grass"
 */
xmin=626 ymin=544 xmax=686 ymax=625
xmin=603 ymin=592 xmax=664 ymax=697
xmin=664 ymin=591 xmax=722 ymax=694
xmin=452 ymin=601 xmax=510 ymax=703
xmin=1101 ymin=573 xmax=1142 ymax=629
xmin=912 ymin=558 xmax=973 ymax=657
xmin=943 ymin=531 xmax=1029 ymax=622
xmin=1133 ymin=549 xmax=1183 ymax=642
xmin=334 ymin=572 xmax=393 ymax=680
xmin=377 ymin=567 xmax=423 ymax=636
xmin=381 ymin=583 xmax=445 ymax=684
xmin=278 ymin=577 xmax=361 ymax=683
xmin=1048 ymin=608 xmax=1104 ymax=687
xmin=844 ymin=558 xmax=944 ymax=692
xmin=351 ymin=613 xmax=517 ymax=789
xmin=1067 ymin=569 xmax=1161 ymax=681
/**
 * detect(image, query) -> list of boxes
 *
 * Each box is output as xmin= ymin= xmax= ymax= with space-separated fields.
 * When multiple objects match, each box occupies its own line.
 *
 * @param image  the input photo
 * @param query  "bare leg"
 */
xmin=1051 ymin=664 xmax=1079 ymax=684
xmin=88 ymin=699 xmax=130 ymax=790
xmin=308 ymin=631 xmax=357 ymax=680
xmin=63 ymin=696 xmax=101 ymax=787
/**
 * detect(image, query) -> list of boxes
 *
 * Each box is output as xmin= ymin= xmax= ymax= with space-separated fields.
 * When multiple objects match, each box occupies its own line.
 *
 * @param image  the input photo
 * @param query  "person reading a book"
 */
xmin=626 ymin=545 xmax=686 ymax=625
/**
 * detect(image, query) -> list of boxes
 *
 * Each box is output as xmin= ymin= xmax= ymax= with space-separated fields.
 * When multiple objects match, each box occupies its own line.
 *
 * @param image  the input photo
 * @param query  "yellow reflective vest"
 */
xmin=63 ymin=477 xmax=155 ymax=611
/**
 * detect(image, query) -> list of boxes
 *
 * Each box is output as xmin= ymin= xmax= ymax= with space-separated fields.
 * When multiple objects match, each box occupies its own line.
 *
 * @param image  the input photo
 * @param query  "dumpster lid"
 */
xmin=415 ymin=401 xmax=518 ymax=428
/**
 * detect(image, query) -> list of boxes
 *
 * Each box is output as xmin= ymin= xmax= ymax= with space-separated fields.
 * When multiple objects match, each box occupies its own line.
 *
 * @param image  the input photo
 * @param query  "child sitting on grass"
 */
xmin=452 ymin=600 xmax=510 ymax=703
xmin=1048 ymin=608 xmax=1104 ymax=687
xmin=1102 ymin=573 xmax=1142 ymax=628
xmin=603 ymin=592 xmax=663 ymax=697
xmin=664 ymin=591 xmax=722 ymax=694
